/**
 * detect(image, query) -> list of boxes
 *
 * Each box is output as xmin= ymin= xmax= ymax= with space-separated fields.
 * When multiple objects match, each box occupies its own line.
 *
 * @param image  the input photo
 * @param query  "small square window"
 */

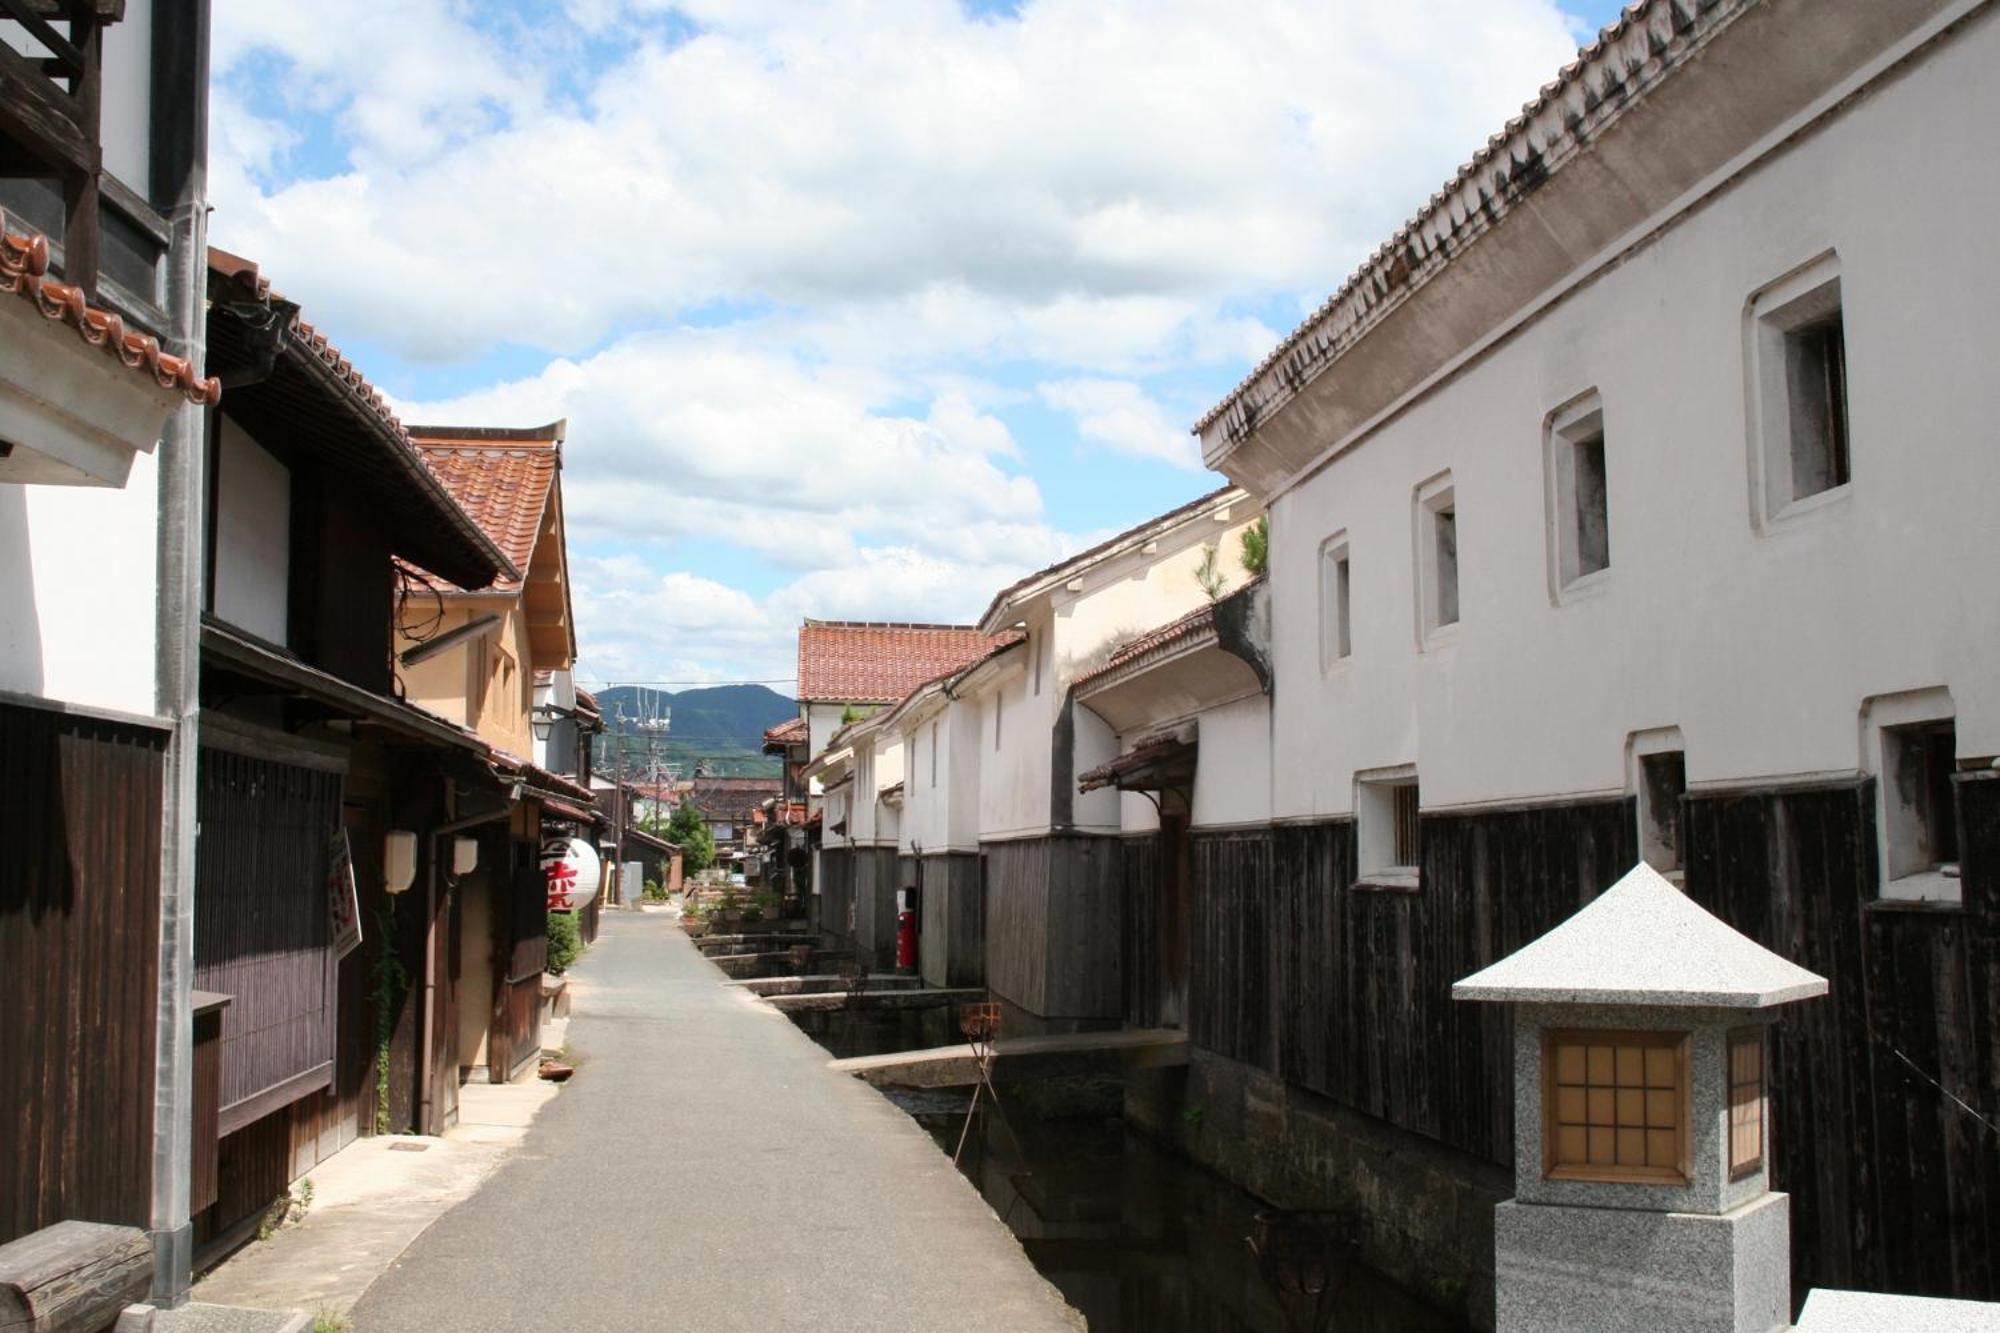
xmin=1546 ymin=394 xmax=1610 ymax=595
xmin=1786 ymin=314 xmax=1850 ymax=500
xmin=1355 ymin=768 xmax=1419 ymax=889
xmin=1638 ymin=750 xmax=1687 ymax=878
xmin=1414 ymin=474 xmax=1457 ymax=642
xmin=1543 ymin=1029 xmax=1689 ymax=1185
xmin=1319 ymin=533 xmax=1351 ymax=669
xmin=1865 ymin=689 xmax=1960 ymax=904
xmin=1749 ymin=255 xmax=1851 ymax=523
xmin=1728 ymin=1028 xmax=1765 ymax=1180
xmin=1884 ymin=720 xmax=1958 ymax=880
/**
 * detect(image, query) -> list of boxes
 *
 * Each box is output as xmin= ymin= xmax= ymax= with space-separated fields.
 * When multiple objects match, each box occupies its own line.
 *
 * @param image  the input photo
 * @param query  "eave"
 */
xmin=1197 ymin=0 xmax=1960 ymax=501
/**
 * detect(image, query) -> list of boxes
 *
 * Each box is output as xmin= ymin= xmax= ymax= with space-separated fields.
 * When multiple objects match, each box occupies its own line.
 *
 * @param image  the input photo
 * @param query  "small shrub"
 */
xmin=546 ymin=910 xmax=583 ymax=976
xmin=643 ymin=878 xmax=667 ymax=902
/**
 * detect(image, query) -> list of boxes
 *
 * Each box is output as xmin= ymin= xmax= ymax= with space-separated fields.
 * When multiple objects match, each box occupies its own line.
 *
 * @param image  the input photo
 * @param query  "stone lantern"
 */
xmin=1453 ymin=862 xmax=1827 ymax=1333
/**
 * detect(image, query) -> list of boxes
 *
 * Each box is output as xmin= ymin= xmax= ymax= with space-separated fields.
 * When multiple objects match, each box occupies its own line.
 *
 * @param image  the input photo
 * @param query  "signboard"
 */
xmin=328 ymin=830 xmax=362 ymax=959
xmin=541 ymin=836 xmax=602 ymax=913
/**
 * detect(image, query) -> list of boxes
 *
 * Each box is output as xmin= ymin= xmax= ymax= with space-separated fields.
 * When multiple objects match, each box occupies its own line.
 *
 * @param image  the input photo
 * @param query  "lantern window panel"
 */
xmin=1729 ymin=1028 xmax=1765 ymax=1180
xmin=1543 ymin=1029 xmax=1690 ymax=1185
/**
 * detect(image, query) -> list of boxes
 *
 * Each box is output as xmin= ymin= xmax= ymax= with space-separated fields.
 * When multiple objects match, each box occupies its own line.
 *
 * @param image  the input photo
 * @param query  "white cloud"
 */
xmin=210 ymin=0 xmax=1595 ymax=683
xmin=1038 ymin=378 xmax=1201 ymax=469
xmin=210 ymin=0 xmax=1584 ymax=370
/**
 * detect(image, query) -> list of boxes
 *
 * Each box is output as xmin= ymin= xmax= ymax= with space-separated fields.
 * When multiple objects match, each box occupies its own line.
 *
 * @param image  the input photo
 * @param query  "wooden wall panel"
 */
xmin=1685 ymin=778 xmax=2000 ymax=1304
xmin=1189 ymin=802 xmax=1633 ymax=1166
xmin=1121 ymin=835 xmax=1161 ymax=1028
xmin=919 ymin=853 xmax=984 ymax=989
xmin=818 ymin=848 xmax=855 ymax=946
xmin=193 ymin=749 xmax=341 ymax=1121
xmin=982 ymin=839 xmax=1050 ymax=1016
xmin=0 ymin=703 xmax=165 ymax=1244
xmin=1043 ymin=835 xmax=1124 ymax=1021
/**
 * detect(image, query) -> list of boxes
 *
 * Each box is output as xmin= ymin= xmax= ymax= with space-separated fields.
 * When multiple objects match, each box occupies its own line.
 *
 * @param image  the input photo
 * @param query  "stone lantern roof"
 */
xmin=1453 ymin=863 xmax=1827 ymax=1009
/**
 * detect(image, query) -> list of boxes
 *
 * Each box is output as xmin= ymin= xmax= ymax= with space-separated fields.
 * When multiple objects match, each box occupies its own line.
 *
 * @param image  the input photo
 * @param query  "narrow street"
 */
xmin=348 ymin=913 xmax=1079 ymax=1332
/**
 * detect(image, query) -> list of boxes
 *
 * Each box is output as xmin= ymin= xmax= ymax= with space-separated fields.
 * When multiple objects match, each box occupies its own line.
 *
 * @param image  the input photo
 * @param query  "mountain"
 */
xmin=591 ymin=683 xmax=797 ymax=778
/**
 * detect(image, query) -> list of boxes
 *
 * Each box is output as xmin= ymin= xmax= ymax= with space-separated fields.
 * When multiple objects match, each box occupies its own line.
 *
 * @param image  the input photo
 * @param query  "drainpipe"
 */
xmin=416 ymin=786 xmax=519 ymax=1135
xmin=148 ymin=0 xmax=211 ymax=1307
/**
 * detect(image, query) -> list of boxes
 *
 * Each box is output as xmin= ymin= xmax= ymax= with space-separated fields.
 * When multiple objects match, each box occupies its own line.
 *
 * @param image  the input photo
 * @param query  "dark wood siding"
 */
xmin=983 ymin=835 xmax=1123 ymax=1023
xmin=852 ymin=847 xmax=901 ymax=967
xmin=489 ymin=829 xmax=546 ymax=1085
xmin=0 ymin=702 xmax=165 ymax=1244
xmin=1121 ymin=835 xmax=1161 ymax=1027
xmin=1685 ymin=777 xmax=2000 ymax=1304
xmin=1188 ymin=802 xmax=1635 ymax=1165
xmin=193 ymin=748 xmax=341 ymax=1126
xmin=818 ymin=848 xmax=855 ymax=946
xmin=918 ymin=852 xmax=984 ymax=989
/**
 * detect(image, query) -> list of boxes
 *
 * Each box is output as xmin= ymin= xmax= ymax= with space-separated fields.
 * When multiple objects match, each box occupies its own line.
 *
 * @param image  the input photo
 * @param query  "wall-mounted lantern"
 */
xmin=1453 ymin=862 xmax=1827 ymax=1333
xmin=383 ymin=831 xmax=418 ymax=894
xmin=452 ymin=837 xmax=480 ymax=877
xmin=531 ymin=703 xmax=563 ymax=743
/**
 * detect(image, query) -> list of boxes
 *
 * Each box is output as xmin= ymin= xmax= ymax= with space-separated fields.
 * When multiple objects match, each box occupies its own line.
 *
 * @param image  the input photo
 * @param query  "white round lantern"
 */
xmin=540 ymin=836 xmax=602 ymax=912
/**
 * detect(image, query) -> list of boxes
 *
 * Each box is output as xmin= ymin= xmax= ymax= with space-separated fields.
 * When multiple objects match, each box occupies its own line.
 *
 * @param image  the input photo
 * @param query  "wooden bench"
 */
xmin=0 ymin=1220 xmax=154 ymax=1332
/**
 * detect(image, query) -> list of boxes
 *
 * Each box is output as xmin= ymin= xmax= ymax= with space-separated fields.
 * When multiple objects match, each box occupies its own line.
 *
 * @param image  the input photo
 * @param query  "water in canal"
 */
xmin=788 ymin=1008 xmax=1469 ymax=1333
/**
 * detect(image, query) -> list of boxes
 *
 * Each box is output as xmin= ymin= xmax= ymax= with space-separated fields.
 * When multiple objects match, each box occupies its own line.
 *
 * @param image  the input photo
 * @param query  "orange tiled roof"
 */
xmin=408 ymin=427 xmax=561 ymax=593
xmin=763 ymin=717 xmax=807 ymax=745
xmin=796 ymin=620 xmax=1018 ymax=705
xmin=4 ymin=207 xmax=218 ymax=406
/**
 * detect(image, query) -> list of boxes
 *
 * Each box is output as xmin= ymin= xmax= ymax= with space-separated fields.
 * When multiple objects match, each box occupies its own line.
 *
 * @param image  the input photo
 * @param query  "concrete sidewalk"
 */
xmin=185 ymin=1078 xmax=560 ymax=1321
xmin=350 ymin=913 xmax=1080 ymax=1332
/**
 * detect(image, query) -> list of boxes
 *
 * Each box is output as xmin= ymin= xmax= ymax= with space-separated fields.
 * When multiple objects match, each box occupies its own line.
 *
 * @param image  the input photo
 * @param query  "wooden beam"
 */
xmin=0 ymin=46 xmax=93 ymax=172
xmin=0 ymin=1221 xmax=152 ymax=1333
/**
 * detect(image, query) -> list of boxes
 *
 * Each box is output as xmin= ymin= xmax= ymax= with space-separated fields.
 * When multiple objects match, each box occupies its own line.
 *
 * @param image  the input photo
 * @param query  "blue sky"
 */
xmin=208 ymin=0 xmax=1630 ymax=689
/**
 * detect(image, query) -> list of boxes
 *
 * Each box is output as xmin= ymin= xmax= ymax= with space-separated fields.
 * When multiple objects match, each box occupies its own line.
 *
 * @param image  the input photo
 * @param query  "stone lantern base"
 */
xmin=1495 ymin=1191 xmax=1791 ymax=1333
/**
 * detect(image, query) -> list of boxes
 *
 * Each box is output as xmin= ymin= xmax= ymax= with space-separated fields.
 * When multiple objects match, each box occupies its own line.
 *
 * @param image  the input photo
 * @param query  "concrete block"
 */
xmin=1495 ymin=1192 xmax=1789 ymax=1333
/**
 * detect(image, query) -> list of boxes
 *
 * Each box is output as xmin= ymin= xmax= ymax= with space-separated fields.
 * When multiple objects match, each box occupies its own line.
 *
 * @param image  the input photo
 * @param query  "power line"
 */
xmin=578 ymin=677 xmax=799 ymax=688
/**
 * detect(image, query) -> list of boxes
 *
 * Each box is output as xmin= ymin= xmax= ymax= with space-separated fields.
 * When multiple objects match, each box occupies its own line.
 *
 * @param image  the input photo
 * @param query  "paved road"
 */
xmin=350 ymin=913 xmax=1079 ymax=1332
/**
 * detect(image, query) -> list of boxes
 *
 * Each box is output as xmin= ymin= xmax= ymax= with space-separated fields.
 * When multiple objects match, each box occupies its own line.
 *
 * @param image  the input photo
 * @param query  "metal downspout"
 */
xmin=149 ymin=0 xmax=211 ymax=1306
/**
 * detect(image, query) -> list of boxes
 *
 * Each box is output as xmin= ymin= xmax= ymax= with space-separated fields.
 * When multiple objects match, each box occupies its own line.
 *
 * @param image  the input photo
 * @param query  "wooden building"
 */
xmin=0 ymin=0 xmax=218 ymax=1304
xmin=394 ymin=420 xmax=594 ymax=1091
xmin=192 ymin=250 xmax=522 ymax=1257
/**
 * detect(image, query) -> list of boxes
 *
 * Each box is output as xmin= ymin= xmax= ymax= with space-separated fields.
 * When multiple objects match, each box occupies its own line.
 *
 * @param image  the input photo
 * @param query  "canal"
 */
xmin=788 ymin=1007 xmax=1468 ymax=1333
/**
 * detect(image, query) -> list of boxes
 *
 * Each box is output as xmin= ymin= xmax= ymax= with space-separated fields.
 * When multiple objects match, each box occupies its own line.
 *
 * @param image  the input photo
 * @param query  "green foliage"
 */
xmin=1194 ymin=541 xmax=1227 ymax=602
xmin=642 ymin=878 xmax=667 ymax=902
xmin=664 ymin=799 xmax=718 ymax=874
xmin=546 ymin=909 xmax=583 ymax=976
xmin=1239 ymin=514 xmax=1269 ymax=579
xmin=368 ymin=900 xmax=409 ymax=1135
xmin=312 ymin=1311 xmax=355 ymax=1333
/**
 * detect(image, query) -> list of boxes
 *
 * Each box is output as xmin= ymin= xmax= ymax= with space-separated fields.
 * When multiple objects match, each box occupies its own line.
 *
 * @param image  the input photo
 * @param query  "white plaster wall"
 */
xmin=1192 ymin=694 xmax=1273 ymax=829
xmin=870 ymin=734 xmax=904 ymax=848
xmin=974 ymin=657 xmax=1043 ymax=840
xmin=99 ymin=0 xmax=153 ymax=202
xmin=0 ymin=452 xmax=159 ymax=714
xmin=1265 ymin=17 xmax=2000 ymax=818
xmin=974 ymin=507 xmax=1264 ymax=840
xmin=211 ymin=418 xmax=290 ymax=646
xmin=1049 ymin=512 xmax=1258 ymax=682
xmin=906 ymin=697 xmax=985 ymax=854
xmin=806 ymin=702 xmax=848 ymax=760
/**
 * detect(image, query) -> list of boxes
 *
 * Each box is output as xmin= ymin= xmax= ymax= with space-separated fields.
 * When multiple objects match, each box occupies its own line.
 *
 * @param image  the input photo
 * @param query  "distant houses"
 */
xmin=782 ymin=0 xmax=2000 ymax=1321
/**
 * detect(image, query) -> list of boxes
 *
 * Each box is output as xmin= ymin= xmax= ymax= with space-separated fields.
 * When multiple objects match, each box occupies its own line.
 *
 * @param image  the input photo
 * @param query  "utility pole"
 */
xmin=611 ymin=702 xmax=626 ymax=899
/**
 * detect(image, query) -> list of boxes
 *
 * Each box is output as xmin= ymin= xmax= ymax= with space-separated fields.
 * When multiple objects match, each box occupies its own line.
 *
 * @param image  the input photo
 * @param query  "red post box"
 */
xmin=896 ymin=886 xmax=918 ymax=971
